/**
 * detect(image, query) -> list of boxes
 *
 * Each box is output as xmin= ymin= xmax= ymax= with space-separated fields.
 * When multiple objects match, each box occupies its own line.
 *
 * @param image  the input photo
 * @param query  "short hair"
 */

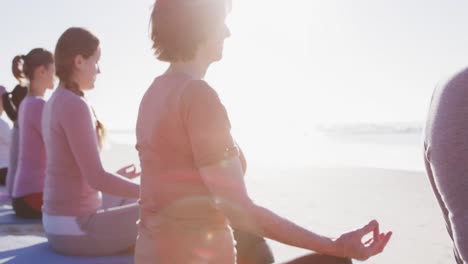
xmin=150 ymin=0 xmax=231 ymax=62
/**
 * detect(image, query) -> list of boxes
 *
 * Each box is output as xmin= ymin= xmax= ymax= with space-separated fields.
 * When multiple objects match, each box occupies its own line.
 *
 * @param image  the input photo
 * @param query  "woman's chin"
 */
xmin=87 ymin=82 xmax=97 ymax=90
xmin=211 ymin=54 xmax=223 ymax=63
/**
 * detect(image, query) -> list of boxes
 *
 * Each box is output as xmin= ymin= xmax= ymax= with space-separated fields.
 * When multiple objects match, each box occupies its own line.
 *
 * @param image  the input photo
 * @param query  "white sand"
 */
xmin=0 ymin=143 xmax=453 ymax=263
xmin=101 ymin=143 xmax=453 ymax=264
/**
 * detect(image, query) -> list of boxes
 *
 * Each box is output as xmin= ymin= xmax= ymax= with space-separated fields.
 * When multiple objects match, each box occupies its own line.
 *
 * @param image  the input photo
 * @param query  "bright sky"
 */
xmin=2 ymin=0 xmax=468 ymax=136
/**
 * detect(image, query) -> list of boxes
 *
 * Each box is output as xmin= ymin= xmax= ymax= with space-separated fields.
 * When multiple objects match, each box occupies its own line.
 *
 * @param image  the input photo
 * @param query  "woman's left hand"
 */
xmin=333 ymin=220 xmax=392 ymax=261
xmin=116 ymin=164 xmax=141 ymax=179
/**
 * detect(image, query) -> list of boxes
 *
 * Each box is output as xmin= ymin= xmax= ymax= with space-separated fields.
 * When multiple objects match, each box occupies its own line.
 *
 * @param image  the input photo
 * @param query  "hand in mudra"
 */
xmin=116 ymin=164 xmax=141 ymax=179
xmin=334 ymin=220 xmax=392 ymax=261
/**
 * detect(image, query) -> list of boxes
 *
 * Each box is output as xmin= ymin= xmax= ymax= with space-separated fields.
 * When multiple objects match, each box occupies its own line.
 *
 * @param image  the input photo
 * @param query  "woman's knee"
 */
xmin=284 ymin=254 xmax=352 ymax=264
xmin=47 ymin=233 xmax=135 ymax=256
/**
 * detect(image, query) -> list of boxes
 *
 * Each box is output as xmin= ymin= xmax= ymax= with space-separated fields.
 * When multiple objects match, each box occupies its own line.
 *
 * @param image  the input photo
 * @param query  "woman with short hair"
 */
xmin=135 ymin=0 xmax=392 ymax=263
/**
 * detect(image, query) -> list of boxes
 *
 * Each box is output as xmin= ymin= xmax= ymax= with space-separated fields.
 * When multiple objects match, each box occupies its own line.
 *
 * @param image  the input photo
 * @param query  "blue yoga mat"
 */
xmin=0 ymin=235 xmax=133 ymax=264
xmin=0 ymin=205 xmax=42 ymax=225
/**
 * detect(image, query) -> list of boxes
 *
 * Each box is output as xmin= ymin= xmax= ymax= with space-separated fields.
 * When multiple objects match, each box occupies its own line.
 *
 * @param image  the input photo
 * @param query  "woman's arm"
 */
xmin=199 ymin=157 xmax=390 ymax=260
xmin=0 ymin=122 xmax=11 ymax=146
xmin=182 ymin=80 xmax=390 ymax=260
xmin=61 ymin=97 xmax=139 ymax=198
xmin=200 ymin=157 xmax=333 ymax=251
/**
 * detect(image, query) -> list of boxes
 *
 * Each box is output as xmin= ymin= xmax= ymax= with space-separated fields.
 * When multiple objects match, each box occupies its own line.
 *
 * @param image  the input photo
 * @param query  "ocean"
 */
xmin=108 ymin=122 xmax=425 ymax=172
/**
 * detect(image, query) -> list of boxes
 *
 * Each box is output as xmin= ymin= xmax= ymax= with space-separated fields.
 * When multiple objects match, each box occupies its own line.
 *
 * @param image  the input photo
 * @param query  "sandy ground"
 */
xmin=101 ymin=143 xmax=453 ymax=263
xmin=0 ymin=143 xmax=454 ymax=263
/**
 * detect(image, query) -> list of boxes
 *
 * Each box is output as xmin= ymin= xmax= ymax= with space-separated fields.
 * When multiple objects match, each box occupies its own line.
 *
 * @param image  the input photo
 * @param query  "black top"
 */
xmin=2 ymin=84 xmax=27 ymax=122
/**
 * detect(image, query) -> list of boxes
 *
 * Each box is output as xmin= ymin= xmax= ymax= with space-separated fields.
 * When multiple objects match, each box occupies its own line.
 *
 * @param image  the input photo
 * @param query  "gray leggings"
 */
xmin=424 ymin=70 xmax=468 ymax=264
xmin=46 ymin=194 xmax=139 ymax=256
xmin=424 ymin=146 xmax=463 ymax=264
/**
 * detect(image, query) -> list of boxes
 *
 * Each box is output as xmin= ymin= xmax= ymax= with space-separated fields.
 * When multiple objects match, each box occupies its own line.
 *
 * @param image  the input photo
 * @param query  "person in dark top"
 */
xmin=2 ymin=84 xmax=27 ymax=123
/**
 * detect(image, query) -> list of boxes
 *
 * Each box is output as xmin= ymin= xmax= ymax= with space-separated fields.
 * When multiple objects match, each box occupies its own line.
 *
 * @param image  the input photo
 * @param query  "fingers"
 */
xmin=373 ymin=221 xmax=380 ymax=241
xmin=358 ymin=219 xmax=379 ymax=237
xmin=125 ymin=164 xmax=136 ymax=171
xmin=127 ymin=164 xmax=137 ymax=173
xmin=117 ymin=164 xmax=133 ymax=172
xmin=116 ymin=164 xmax=138 ymax=177
xmin=128 ymin=165 xmax=141 ymax=178
xmin=365 ymin=231 xmax=392 ymax=256
xmin=365 ymin=231 xmax=387 ymax=245
xmin=364 ymin=237 xmax=373 ymax=245
xmin=377 ymin=232 xmax=392 ymax=252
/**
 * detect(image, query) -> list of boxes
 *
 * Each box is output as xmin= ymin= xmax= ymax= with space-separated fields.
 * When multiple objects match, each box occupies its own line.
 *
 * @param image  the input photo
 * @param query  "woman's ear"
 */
xmin=74 ymin=54 xmax=85 ymax=70
xmin=33 ymin=65 xmax=47 ymax=79
xmin=39 ymin=65 xmax=47 ymax=76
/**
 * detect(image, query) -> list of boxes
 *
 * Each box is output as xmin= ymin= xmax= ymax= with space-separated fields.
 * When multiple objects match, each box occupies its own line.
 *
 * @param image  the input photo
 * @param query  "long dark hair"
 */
xmin=55 ymin=27 xmax=106 ymax=147
xmin=2 ymin=85 xmax=27 ymax=123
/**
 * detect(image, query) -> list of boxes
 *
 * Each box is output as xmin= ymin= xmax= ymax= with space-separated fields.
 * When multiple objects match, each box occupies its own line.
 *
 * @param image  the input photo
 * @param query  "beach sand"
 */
xmin=1 ymin=143 xmax=453 ymax=263
xmin=101 ymin=143 xmax=452 ymax=264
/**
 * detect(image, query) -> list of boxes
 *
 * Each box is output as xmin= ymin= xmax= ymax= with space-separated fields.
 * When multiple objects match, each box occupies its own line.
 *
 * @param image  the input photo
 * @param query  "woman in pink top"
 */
xmin=10 ymin=48 xmax=55 ymax=219
xmin=135 ymin=1 xmax=392 ymax=263
xmin=42 ymin=27 xmax=140 ymax=256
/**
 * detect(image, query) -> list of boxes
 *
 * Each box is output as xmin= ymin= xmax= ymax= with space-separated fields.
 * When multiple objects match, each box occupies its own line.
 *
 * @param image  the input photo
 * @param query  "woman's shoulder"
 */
xmin=182 ymin=79 xmax=218 ymax=100
xmin=56 ymin=88 xmax=88 ymax=105
xmin=23 ymin=96 xmax=46 ymax=107
xmin=19 ymin=97 xmax=45 ymax=116
xmin=52 ymin=89 xmax=91 ymax=115
xmin=185 ymin=79 xmax=213 ymax=90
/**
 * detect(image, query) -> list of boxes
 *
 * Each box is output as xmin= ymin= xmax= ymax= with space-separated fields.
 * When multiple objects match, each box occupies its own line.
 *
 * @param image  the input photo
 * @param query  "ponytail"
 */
xmin=12 ymin=55 xmax=25 ymax=82
xmin=11 ymin=49 xmax=53 ymax=82
xmin=61 ymin=85 xmax=106 ymax=148
xmin=92 ymin=108 xmax=107 ymax=149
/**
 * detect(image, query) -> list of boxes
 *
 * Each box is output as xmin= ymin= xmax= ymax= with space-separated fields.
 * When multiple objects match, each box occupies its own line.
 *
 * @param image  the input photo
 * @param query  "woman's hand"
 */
xmin=116 ymin=164 xmax=141 ymax=179
xmin=333 ymin=220 xmax=392 ymax=261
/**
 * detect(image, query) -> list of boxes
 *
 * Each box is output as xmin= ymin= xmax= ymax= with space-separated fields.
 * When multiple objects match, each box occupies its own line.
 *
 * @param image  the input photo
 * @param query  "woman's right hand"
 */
xmin=116 ymin=164 xmax=141 ymax=179
xmin=333 ymin=220 xmax=392 ymax=261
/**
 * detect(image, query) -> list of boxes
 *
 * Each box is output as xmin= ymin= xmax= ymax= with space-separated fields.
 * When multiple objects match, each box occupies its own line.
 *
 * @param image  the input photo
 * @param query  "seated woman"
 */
xmin=41 ymin=27 xmax=140 ymax=256
xmin=0 ymin=85 xmax=11 ymax=186
xmin=10 ymin=48 xmax=55 ymax=219
xmin=134 ymin=1 xmax=392 ymax=263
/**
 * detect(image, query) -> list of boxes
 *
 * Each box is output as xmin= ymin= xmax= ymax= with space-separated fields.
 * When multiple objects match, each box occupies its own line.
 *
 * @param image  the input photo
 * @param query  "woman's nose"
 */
xmin=224 ymin=25 xmax=231 ymax=38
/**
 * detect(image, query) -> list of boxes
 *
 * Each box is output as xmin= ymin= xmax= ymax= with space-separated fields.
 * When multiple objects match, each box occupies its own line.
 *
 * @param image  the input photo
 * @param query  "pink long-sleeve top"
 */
xmin=12 ymin=96 xmax=46 ymax=198
xmin=42 ymin=87 xmax=139 ymax=216
xmin=136 ymin=73 xmax=245 ymax=225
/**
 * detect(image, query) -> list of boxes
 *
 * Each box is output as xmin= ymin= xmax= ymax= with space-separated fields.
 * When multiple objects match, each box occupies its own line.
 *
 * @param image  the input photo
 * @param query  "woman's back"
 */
xmin=13 ymin=96 xmax=46 ymax=198
xmin=42 ymin=88 xmax=100 ymax=216
xmin=136 ymin=73 xmax=240 ymax=263
xmin=136 ymin=73 xmax=222 ymax=219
